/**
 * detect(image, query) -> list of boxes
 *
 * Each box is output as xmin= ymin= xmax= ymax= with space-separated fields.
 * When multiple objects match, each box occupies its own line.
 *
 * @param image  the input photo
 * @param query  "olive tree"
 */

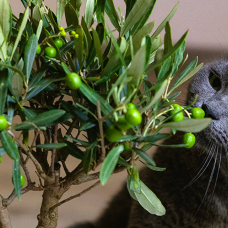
xmin=0 ymin=0 xmax=210 ymax=227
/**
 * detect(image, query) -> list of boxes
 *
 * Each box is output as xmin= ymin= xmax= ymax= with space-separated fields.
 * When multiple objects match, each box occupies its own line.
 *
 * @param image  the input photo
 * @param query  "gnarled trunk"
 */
xmin=0 ymin=196 xmax=12 ymax=228
xmin=36 ymin=185 xmax=62 ymax=228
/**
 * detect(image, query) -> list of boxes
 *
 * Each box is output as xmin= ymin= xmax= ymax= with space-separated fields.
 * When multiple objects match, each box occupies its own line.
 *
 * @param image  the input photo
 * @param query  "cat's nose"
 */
xmin=202 ymin=104 xmax=220 ymax=120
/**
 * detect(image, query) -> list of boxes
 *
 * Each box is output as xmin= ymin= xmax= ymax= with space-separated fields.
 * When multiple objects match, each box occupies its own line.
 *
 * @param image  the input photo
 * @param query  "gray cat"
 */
xmin=71 ymin=58 xmax=228 ymax=228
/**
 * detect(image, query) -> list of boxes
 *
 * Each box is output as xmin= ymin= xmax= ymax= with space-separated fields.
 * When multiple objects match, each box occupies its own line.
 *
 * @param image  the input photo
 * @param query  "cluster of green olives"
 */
xmin=106 ymin=103 xmax=142 ymax=142
xmin=36 ymin=26 xmax=66 ymax=57
xmin=169 ymin=104 xmax=206 ymax=149
xmin=36 ymin=38 xmax=63 ymax=58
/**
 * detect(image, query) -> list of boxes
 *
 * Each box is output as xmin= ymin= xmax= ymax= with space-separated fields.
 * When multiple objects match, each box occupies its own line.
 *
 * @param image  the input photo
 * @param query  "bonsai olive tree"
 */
xmin=0 ymin=0 xmax=210 ymax=227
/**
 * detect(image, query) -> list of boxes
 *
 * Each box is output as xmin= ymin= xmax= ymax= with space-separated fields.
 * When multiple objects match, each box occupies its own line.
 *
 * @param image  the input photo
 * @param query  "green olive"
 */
xmin=105 ymin=125 xmax=122 ymax=142
xmin=170 ymin=104 xmax=184 ymax=122
xmin=183 ymin=133 xmax=196 ymax=149
xmin=36 ymin=45 xmax=41 ymax=55
xmin=116 ymin=116 xmax=132 ymax=130
xmin=191 ymin=107 xmax=205 ymax=119
xmin=44 ymin=47 xmax=57 ymax=58
xmin=54 ymin=38 xmax=63 ymax=48
xmin=0 ymin=116 xmax=7 ymax=131
xmin=65 ymin=73 xmax=81 ymax=90
xmin=60 ymin=30 xmax=66 ymax=37
xmin=12 ymin=174 xmax=26 ymax=187
xmin=125 ymin=109 xmax=142 ymax=126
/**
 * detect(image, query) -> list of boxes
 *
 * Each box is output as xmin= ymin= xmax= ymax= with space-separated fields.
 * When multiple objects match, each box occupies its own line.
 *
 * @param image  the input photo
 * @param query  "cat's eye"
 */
xmin=209 ymin=73 xmax=221 ymax=91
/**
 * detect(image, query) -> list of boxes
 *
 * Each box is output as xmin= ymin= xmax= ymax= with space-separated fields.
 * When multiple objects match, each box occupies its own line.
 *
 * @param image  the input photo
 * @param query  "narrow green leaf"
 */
xmin=0 ymin=25 xmax=7 ymax=60
xmin=120 ymin=0 xmax=155 ymax=36
xmin=65 ymin=3 xmax=79 ymax=27
xmin=161 ymin=118 xmax=211 ymax=132
xmin=157 ymin=56 xmax=172 ymax=83
xmin=105 ymin=0 xmax=120 ymax=31
xmin=131 ymin=21 xmax=155 ymax=54
xmin=36 ymin=143 xmax=67 ymax=149
xmin=10 ymin=6 xmax=29 ymax=60
xmin=57 ymin=0 xmax=66 ymax=24
xmin=0 ymin=147 xmax=6 ymax=156
xmin=100 ymin=145 xmax=124 ymax=185
xmin=82 ymin=142 xmax=96 ymax=174
xmin=85 ymin=0 xmax=95 ymax=28
xmin=127 ymin=45 xmax=146 ymax=87
xmin=11 ymin=73 xmax=23 ymax=97
xmin=151 ymin=2 xmax=178 ymax=40
xmin=125 ymin=0 xmax=136 ymax=17
xmin=145 ymin=35 xmax=152 ymax=67
xmin=65 ymin=135 xmax=91 ymax=146
xmin=36 ymin=20 xmax=43 ymax=40
xmin=134 ymin=180 xmax=166 ymax=215
xmin=26 ymin=78 xmax=54 ymax=100
xmin=61 ymin=100 xmax=89 ymax=121
xmin=164 ymin=22 xmax=173 ymax=54
xmin=153 ymin=143 xmax=188 ymax=148
xmin=92 ymin=28 xmax=103 ymax=68
xmin=79 ymin=82 xmax=113 ymax=116
xmin=136 ymin=133 xmax=170 ymax=143
xmin=117 ymin=135 xmax=139 ymax=142
xmin=0 ymin=68 xmax=8 ymax=115
xmin=127 ymin=175 xmax=138 ymax=200
xmin=129 ymin=164 xmax=141 ymax=193
xmin=140 ymin=79 xmax=167 ymax=113
xmin=80 ymin=122 xmax=96 ymax=131
xmin=140 ymin=160 xmax=166 ymax=171
xmin=74 ymin=25 xmax=84 ymax=69
xmin=131 ymin=1 xmax=156 ymax=36
xmin=169 ymin=57 xmax=199 ymax=93
xmin=32 ymin=5 xmax=42 ymax=22
xmin=28 ymin=65 xmax=49 ymax=89
xmin=0 ymin=0 xmax=11 ymax=40
xmin=118 ymin=156 xmax=131 ymax=168
xmin=1 ymin=130 xmax=19 ymax=160
xmin=171 ymin=40 xmax=185 ymax=75
xmin=96 ymin=0 xmax=106 ymax=23
xmin=24 ymin=35 xmax=38 ymax=82
xmin=62 ymin=141 xmax=84 ymax=159
xmin=0 ymin=62 xmax=25 ymax=82
xmin=133 ymin=147 xmax=156 ymax=166
xmin=13 ymin=110 xmax=66 ymax=130
xmin=81 ymin=16 xmax=92 ymax=48
xmin=13 ymin=160 xmax=21 ymax=200
xmin=147 ymin=31 xmax=188 ymax=74
xmin=102 ymin=36 xmax=127 ymax=78
xmin=170 ymin=63 xmax=203 ymax=92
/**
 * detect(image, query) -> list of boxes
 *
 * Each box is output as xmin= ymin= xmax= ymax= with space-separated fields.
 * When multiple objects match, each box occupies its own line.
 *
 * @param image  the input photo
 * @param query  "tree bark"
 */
xmin=36 ymin=184 xmax=63 ymax=228
xmin=0 ymin=196 xmax=12 ymax=228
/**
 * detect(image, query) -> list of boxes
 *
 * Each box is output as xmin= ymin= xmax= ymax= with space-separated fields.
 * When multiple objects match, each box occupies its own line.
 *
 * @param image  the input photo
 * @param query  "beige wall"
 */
xmin=8 ymin=0 xmax=228 ymax=52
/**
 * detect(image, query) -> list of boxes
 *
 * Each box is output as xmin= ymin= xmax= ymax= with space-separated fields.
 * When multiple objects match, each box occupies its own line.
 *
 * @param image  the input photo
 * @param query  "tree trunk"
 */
xmin=36 ymin=185 xmax=62 ymax=228
xmin=0 ymin=196 xmax=12 ymax=228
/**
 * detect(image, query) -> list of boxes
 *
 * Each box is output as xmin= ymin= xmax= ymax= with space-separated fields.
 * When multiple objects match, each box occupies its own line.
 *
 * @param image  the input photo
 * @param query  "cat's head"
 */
xmin=188 ymin=58 xmax=228 ymax=149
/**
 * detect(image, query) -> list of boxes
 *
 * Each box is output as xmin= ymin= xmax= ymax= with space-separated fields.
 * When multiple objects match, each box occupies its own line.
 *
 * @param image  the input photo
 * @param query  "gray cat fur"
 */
xmin=72 ymin=58 xmax=228 ymax=228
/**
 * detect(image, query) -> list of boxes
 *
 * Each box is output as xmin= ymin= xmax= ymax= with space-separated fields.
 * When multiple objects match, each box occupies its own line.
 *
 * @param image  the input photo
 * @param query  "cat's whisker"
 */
xmin=182 ymin=143 xmax=214 ymax=190
xmin=211 ymin=145 xmax=222 ymax=195
xmin=194 ymin=144 xmax=219 ymax=217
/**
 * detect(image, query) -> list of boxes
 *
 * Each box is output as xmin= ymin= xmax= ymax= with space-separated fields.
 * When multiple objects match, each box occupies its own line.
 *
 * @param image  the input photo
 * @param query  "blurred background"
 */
xmin=2 ymin=0 xmax=228 ymax=227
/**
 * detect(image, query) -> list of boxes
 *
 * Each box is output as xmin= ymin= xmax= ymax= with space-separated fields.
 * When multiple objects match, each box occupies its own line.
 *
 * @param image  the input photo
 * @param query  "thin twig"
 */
xmin=96 ymin=100 xmax=106 ymax=164
xmin=49 ymin=180 xmax=100 ymax=212
xmin=51 ymin=125 xmax=58 ymax=174
xmin=19 ymin=148 xmax=32 ymax=184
